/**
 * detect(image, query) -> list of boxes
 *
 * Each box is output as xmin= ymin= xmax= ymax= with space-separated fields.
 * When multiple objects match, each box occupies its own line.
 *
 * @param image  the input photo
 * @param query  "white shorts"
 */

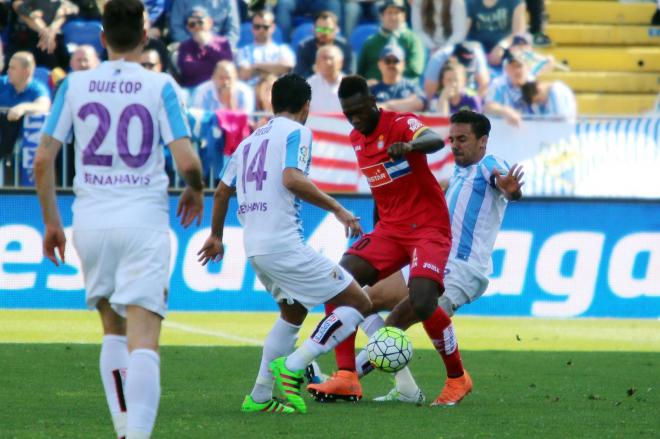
xmin=400 ymin=259 xmax=489 ymax=316
xmin=440 ymin=259 xmax=489 ymax=316
xmin=249 ymin=245 xmax=353 ymax=310
xmin=73 ymin=228 xmax=170 ymax=318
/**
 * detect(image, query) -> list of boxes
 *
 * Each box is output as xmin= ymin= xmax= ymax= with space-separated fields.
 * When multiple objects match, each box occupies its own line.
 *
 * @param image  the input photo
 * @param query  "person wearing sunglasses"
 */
xmin=177 ymin=6 xmax=233 ymax=88
xmin=236 ymin=10 xmax=295 ymax=85
xmin=369 ymin=44 xmax=425 ymax=112
xmin=293 ymin=10 xmax=354 ymax=79
xmin=169 ymin=0 xmax=239 ymax=47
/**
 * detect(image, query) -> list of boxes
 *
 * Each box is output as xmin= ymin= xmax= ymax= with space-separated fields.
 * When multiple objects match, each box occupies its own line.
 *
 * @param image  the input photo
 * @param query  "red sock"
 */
xmin=422 ymin=306 xmax=464 ymax=378
xmin=325 ymin=303 xmax=357 ymax=371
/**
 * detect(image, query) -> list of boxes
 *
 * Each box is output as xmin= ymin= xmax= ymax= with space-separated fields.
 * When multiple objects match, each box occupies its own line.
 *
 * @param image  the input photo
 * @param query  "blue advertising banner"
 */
xmin=1 ymin=193 xmax=659 ymax=318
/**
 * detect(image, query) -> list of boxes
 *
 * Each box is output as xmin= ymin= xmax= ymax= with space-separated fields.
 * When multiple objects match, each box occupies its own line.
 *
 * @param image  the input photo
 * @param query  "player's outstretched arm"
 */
xmin=34 ymin=134 xmax=66 ymax=266
xmin=387 ymin=129 xmax=445 ymax=160
xmin=169 ymin=138 xmax=204 ymax=227
xmin=282 ymin=168 xmax=362 ymax=238
xmin=197 ymin=181 xmax=235 ymax=266
xmin=493 ymin=163 xmax=524 ymax=201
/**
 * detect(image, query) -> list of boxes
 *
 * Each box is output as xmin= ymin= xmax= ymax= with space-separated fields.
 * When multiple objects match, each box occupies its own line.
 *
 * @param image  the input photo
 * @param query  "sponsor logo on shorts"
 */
xmin=330 ymin=267 xmax=345 ymax=281
xmin=423 ymin=262 xmax=440 ymax=274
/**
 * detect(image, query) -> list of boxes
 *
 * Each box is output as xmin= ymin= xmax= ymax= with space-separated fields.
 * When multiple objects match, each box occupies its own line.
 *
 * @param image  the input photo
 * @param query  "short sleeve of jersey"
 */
xmin=284 ymin=126 xmax=313 ymax=174
xmin=480 ymin=155 xmax=510 ymax=189
xmin=220 ymin=152 xmax=237 ymax=187
xmin=42 ymin=77 xmax=72 ymax=143
xmin=158 ymin=77 xmax=191 ymax=145
xmin=391 ymin=114 xmax=427 ymax=143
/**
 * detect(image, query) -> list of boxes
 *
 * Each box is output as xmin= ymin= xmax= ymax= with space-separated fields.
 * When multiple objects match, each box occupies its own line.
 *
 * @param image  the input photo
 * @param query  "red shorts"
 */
xmin=345 ymin=226 xmax=450 ymax=287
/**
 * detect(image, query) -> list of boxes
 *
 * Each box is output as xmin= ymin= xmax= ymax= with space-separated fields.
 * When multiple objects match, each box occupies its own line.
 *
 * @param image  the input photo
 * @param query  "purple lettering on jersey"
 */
xmin=117 ymin=104 xmax=154 ymax=168
xmin=245 ymin=139 xmax=269 ymax=191
xmin=83 ymin=171 xmax=152 ymax=186
xmin=79 ymin=102 xmax=113 ymax=166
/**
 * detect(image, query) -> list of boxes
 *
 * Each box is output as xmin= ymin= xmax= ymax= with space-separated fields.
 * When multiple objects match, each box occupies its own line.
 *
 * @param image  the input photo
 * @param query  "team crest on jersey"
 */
xmin=407 ymin=118 xmax=423 ymax=133
xmin=330 ymin=266 xmax=345 ymax=281
xmin=377 ymin=135 xmax=385 ymax=150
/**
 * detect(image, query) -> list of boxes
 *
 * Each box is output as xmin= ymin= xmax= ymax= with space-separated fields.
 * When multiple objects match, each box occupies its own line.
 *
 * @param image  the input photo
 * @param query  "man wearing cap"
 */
xmin=483 ymin=48 xmax=532 ymax=126
xmin=169 ymin=0 xmax=239 ymax=46
xmin=357 ymin=0 xmax=425 ymax=82
xmin=294 ymin=10 xmax=354 ymax=79
xmin=423 ymin=41 xmax=490 ymax=102
xmin=177 ymin=6 xmax=233 ymax=88
xmin=370 ymin=45 xmax=425 ymax=112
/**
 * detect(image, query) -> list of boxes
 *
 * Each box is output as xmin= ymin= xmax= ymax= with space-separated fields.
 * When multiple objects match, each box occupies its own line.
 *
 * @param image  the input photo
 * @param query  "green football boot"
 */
xmin=269 ymin=357 xmax=307 ymax=413
xmin=240 ymin=395 xmax=295 ymax=414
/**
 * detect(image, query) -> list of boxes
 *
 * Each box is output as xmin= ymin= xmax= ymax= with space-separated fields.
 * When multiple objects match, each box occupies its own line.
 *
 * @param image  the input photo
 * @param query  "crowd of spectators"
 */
xmin=1 ymin=0 xmax=580 ymax=183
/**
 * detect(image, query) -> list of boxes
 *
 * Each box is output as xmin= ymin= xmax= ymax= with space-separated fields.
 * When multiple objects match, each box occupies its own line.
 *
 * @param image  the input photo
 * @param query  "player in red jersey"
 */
xmin=307 ymin=75 xmax=472 ymax=406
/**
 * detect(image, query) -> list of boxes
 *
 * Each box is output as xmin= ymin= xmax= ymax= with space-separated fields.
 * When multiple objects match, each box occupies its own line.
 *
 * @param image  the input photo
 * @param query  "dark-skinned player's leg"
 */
xmin=307 ymin=253 xmax=379 ymax=402
xmin=386 ymin=278 xmax=473 ymax=406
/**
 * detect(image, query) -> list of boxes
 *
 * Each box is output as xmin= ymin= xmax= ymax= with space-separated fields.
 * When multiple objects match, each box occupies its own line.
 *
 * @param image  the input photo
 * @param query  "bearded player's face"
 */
xmin=340 ymin=94 xmax=379 ymax=135
xmin=448 ymin=123 xmax=487 ymax=167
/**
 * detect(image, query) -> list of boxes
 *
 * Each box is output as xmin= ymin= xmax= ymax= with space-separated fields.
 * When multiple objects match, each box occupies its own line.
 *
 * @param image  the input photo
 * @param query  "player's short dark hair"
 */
xmin=102 ymin=0 xmax=144 ymax=53
xmin=450 ymin=110 xmax=491 ymax=138
xmin=521 ymin=81 xmax=539 ymax=106
xmin=338 ymin=75 xmax=371 ymax=100
xmin=271 ymin=73 xmax=311 ymax=114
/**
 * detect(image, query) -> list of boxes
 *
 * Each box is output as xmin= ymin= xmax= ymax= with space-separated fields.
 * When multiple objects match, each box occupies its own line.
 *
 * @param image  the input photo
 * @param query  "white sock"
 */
xmin=285 ymin=306 xmax=364 ymax=371
xmin=100 ymin=335 xmax=128 ymax=438
xmin=356 ymin=313 xmax=386 ymax=377
xmin=394 ymin=366 xmax=420 ymax=396
xmin=126 ymin=349 xmax=160 ymax=438
xmin=251 ymin=318 xmax=301 ymax=403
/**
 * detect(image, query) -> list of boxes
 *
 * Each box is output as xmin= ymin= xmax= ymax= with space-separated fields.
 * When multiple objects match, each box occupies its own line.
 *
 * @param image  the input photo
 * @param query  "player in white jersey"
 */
xmin=309 ymin=110 xmax=524 ymax=405
xmin=34 ymin=1 xmax=204 ymax=437
xmin=197 ymin=74 xmax=372 ymax=414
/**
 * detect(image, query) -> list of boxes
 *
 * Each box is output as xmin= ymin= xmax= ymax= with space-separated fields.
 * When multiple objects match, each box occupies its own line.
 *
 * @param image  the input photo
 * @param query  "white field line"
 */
xmin=162 ymin=321 xmax=263 ymax=346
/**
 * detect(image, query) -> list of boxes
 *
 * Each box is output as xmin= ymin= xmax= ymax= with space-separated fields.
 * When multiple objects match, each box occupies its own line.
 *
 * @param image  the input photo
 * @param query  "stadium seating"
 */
xmin=61 ymin=20 xmax=104 ymax=55
xmin=539 ymin=0 xmax=660 ymax=114
xmin=290 ymin=22 xmax=314 ymax=49
xmin=348 ymin=23 xmax=379 ymax=55
xmin=237 ymin=22 xmax=284 ymax=48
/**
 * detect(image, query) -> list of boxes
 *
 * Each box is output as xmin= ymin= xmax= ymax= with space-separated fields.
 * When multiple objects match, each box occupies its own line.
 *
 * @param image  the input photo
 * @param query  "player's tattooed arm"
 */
xmin=34 ymin=134 xmax=66 ymax=266
xmin=387 ymin=129 xmax=444 ymax=160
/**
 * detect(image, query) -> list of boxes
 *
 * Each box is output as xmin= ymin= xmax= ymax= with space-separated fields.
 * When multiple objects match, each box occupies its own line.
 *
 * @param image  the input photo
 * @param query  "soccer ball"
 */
xmin=366 ymin=326 xmax=413 ymax=373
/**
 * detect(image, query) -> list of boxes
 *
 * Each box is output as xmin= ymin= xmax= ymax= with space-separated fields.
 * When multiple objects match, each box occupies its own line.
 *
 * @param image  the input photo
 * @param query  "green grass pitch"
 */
xmin=1 ymin=310 xmax=659 ymax=438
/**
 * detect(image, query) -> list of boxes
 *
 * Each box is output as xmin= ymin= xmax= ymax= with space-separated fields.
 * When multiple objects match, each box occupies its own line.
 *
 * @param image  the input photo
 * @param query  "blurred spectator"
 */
xmin=177 ymin=6 xmax=233 ymax=88
xmin=1 ymin=51 xmax=50 ymax=181
xmin=143 ymin=0 xmax=165 ymax=36
xmin=169 ymin=0 xmax=239 ymax=47
xmin=68 ymin=0 xmax=101 ymax=19
xmin=192 ymin=60 xmax=255 ymax=112
xmin=410 ymin=0 xmax=469 ymax=52
xmin=0 ymin=52 xmax=50 ymax=121
xmin=370 ymin=45 xmax=425 ymax=112
xmin=255 ymin=73 xmax=276 ymax=113
xmin=0 ymin=39 xmax=4 ymax=73
xmin=424 ymin=42 xmax=489 ymax=100
xmin=142 ymin=10 xmax=178 ymax=79
xmin=236 ymin=10 xmax=295 ymax=84
xmin=525 ymin=0 xmax=550 ymax=46
xmin=429 ymin=61 xmax=481 ymax=115
xmin=357 ymin=0 xmax=425 ymax=82
xmin=342 ymin=0 xmax=380 ymax=38
xmin=489 ymin=33 xmax=555 ymax=72
xmin=466 ymin=0 xmax=526 ymax=64
xmin=141 ymin=48 xmax=163 ymax=72
xmin=10 ymin=0 xmax=78 ymax=69
xmin=274 ymin=0 xmax=341 ymax=41
xmin=69 ymin=44 xmax=99 ymax=71
xmin=294 ymin=10 xmax=354 ymax=78
xmin=521 ymin=80 xmax=576 ymax=119
xmin=308 ymin=44 xmax=344 ymax=113
xmin=483 ymin=49 xmax=531 ymax=126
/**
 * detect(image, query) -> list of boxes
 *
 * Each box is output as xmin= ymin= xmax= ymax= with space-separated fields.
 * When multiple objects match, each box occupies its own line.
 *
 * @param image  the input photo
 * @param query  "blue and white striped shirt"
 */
xmin=445 ymin=154 xmax=510 ymax=274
